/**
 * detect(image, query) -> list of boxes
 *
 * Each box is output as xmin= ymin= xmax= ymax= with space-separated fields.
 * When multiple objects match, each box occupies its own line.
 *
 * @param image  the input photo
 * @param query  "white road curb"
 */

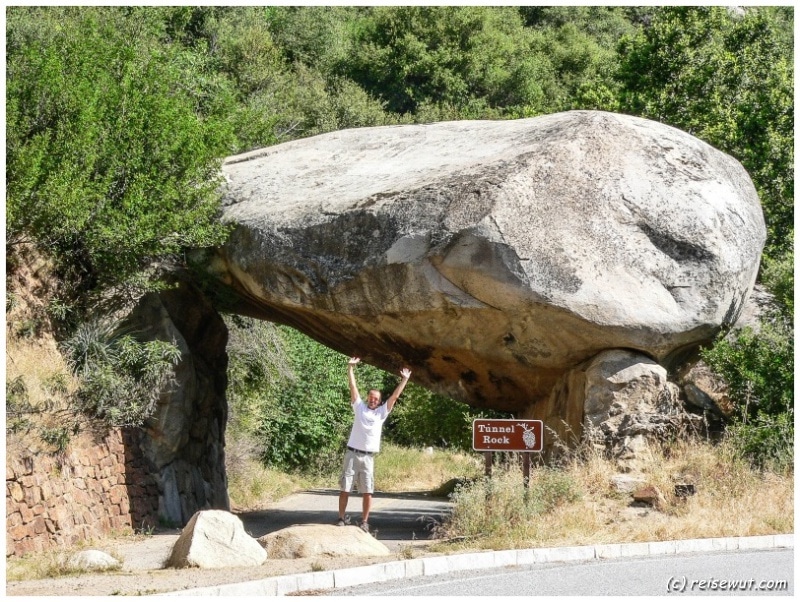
xmin=155 ymin=534 xmax=794 ymax=596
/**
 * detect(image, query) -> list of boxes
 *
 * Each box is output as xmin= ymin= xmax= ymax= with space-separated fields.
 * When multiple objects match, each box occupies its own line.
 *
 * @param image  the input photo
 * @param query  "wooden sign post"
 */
xmin=472 ymin=419 xmax=544 ymax=489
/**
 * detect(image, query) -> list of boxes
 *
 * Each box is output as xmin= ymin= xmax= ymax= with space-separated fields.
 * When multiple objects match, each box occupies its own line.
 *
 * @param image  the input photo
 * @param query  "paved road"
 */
xmin=328 ymin=548 xmax=793 ymax=596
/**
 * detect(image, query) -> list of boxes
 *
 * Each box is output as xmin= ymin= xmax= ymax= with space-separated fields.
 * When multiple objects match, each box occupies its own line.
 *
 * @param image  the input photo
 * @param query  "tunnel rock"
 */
xmin=209 ymin=110 xmax=765 ymax=415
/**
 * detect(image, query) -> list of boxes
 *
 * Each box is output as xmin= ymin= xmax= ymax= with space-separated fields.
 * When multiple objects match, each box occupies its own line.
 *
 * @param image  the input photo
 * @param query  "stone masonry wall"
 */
xmin=6 ymin=428 xmax=159 ymax=558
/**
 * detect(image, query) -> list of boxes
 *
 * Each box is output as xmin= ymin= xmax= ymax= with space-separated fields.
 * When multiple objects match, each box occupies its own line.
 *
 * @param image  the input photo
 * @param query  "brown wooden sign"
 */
xmin=472 ymin=419 xmax=544 ymax=452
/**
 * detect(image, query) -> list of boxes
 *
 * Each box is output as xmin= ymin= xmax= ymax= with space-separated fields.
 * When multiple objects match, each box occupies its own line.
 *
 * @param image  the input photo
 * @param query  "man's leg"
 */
xmin=361 ymin=492 xmax=372 ymax=524
xmin=338 ymin=490 xmax=349 ymax=521
xmin=338 ymin=450 xmax=355 ymax=524
xmin=359 ymin=454 xmax=375 ymax=531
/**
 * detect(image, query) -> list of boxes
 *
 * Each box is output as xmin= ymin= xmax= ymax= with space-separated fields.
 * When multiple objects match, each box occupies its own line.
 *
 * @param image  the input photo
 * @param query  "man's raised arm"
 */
xmin=385 ymin=368 xmax=412 ymax=413
xmin=347 ymin=357 xmax=362 ymax=405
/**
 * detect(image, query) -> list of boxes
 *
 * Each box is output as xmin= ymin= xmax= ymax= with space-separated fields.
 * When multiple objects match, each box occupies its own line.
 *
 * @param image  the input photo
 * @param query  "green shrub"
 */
xmin=702 ymin=320 xmax=794 ymax=471
xmin=6 ymin=7 xmax=235 ymax=307
xmin=37 ymin=426 xmax=72 ymax=454
xmin=760 ymin=239 xmax=794 ymax=315
xmin=6 ymin=376 xmax=34 ymax=434
xmin=341 ymin=6 xmax=551 ymax=116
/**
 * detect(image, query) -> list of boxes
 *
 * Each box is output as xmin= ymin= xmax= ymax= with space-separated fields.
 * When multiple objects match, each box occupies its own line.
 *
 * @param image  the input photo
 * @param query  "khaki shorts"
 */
xmin=339 ymin=448 xmax=375 ymax=494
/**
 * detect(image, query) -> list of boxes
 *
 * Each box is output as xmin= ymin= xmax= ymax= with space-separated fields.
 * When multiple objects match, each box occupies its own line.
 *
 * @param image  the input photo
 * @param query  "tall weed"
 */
xmin=436 ymin=438 xmax=793 ymax=551
xmin=441 ymin=467 xmax=582 ymax=548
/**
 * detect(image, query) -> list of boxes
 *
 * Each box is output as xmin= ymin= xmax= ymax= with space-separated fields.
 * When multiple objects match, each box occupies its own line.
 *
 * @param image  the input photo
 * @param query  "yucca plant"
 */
xmin=61 ymin=318 xmax=181 ymax=427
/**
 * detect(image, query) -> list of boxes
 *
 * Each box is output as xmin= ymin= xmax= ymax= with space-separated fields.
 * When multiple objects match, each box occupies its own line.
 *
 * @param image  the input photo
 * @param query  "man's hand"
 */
xmin=400 ymin=367 xmax=412 ymax=380
xmin=348 ymin=357 xmax=361 ymax=367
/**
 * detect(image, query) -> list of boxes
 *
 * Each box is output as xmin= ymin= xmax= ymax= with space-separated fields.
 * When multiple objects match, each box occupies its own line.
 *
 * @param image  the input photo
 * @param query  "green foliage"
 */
xmin=41 ymin=373 xmax=70 ymax=397
xmin=6 ymin=376 xmax=34 ymax=434
xmin=6 ymin=6 xmax=236 ymax=308
xmin=342 ymin=6 xmax=548 ymax=116
xmin=760 ymin=237 xmax=794 ymax=315
xmin=254 ymin=327 xmax=376 ymax=473
xmin=702 ymin=321 xmax=794 ymax=470
xmin=387 ymin=384 xmax=509 ymax=451
xmin=37 ymin=426 xmax=73 ymax=454
xmin=225 ymin=316 xmax=293 ymax=437
xmin=519 ymin=6 xmax=642 ymax=112
xmin=265 ymin=6 xmax=358 ymax=74
xmin=61 ymin=318 xmax=181 ymax=427
xmin=340 ymin=6 xmax=643 ymax=120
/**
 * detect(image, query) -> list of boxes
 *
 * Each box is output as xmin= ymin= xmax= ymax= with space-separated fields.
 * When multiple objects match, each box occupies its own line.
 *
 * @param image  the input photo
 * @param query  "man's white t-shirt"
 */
xmin=347 ymin=397 xmax=390 ymax=453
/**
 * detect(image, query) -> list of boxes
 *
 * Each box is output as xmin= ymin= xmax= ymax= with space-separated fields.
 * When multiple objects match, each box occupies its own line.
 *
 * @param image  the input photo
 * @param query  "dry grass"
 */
xmin=6 ymin=550 xmax=73 ymax=582
xmin=433 ymin=438 xmax=793 ymax=552
xmin=6 ymin=243 xmax=81 ymax=454
xmin=6 ymin=333 xmax=78 ymax=404
xmin=374 ymin=443 xmax=483 ymax=492
xmin=6 ymin=319 xmax=82 ymax=455
xmin=227 ymin=459 xmax=315 ymax=510
xmin=5 ymin=542 xmax=124 ymax=582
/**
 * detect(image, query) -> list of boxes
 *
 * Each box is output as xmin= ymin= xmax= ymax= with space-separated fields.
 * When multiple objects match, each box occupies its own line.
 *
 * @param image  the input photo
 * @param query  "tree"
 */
xmin=519 ymin=6 xmax=644 ymax=112
xmin=198 ymin=6 xmax=398 ymax=151
xmin=6 ymin=7 xmax=236 ymax=310
xmin=340 ymin=6 xmax=555 ymax=117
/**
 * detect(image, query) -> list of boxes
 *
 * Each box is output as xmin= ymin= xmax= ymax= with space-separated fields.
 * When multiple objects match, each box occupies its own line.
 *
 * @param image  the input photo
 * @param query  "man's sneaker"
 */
xmin=359 ymin=521 xmax=369 ymax=533
xmin=336 ymin=516 xmax=351 ymax=527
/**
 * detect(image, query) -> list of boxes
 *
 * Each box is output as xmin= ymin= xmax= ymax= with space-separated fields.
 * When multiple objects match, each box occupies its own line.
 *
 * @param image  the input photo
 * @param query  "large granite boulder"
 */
xmin=209 ymin=110 xmax=765 ymax=415
xmin=525 ymin=349 xmax=702 ymax=458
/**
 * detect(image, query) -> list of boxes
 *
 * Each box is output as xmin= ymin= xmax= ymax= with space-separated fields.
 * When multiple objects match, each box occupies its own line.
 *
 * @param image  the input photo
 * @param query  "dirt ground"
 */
xmin=6 ymin=489 xmax=453 ymax=596
xmin=5 ymin=540 xmax=436 ymax=597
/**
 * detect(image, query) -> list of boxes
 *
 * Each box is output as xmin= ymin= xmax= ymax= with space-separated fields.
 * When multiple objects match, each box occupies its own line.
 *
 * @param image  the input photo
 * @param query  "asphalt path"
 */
xmin=328 ymin=548 xmax=794 ymax=596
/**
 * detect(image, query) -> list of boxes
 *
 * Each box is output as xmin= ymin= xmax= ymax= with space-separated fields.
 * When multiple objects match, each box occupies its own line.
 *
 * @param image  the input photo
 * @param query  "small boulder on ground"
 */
xmin=66 ymin=550 xmax=121 ymax=572
xmin=678 ymin=361 xmax=735 ymax=417
xmin=632 ymin=485 xmax=668 ymax=510
xmin=610 ymin=474 xmax=647 ymax=494
xmin=167 ymin=509 xmax=267 ymax=569
xmin=259 ymin=524 xmax=391 ymax=559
